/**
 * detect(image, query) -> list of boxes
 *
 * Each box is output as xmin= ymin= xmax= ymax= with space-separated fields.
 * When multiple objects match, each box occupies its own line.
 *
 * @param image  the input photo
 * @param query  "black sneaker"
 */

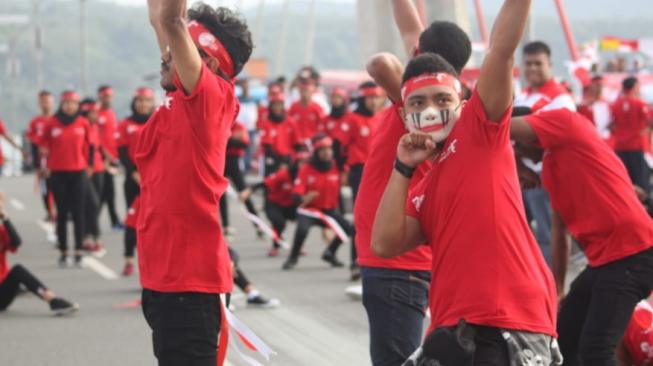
xmin=282 ymin=257 xmax=298 ymax=270
xmin=321 ymin=251 xmax=344 ymax=268
xmin=247 ymin=295 xmax=280 ymax=309
xmin=50 ymin=297 xmax=79 ymax=316
xmin=58 ymin=255 xmax=69 ymax=268
xmin=350 ymin=264 xmax=361 ymax=281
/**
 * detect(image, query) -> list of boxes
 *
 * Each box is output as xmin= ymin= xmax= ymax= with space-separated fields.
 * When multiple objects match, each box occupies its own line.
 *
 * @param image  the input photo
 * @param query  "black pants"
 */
xmin=289 ymin=209 xmax=353 ymax=259
xmin=228 ymin=247 xmax=251 ymax=292
xmin=0 ymin=264 xmax=47 ymax=310
xmin=124 ymin=227 xmax=137 ymax=257
xmin=265 ymin=202 xmax=296 ymax=248
xmin=616 ymin=150 xmax=651 ymax=193
xmin=50 ymin=171 xmax=87 ymax=252
xmin=219 ymin=195 xmax=229 ymax=228
xmin=472 ymin=326 xmax=511 ymax=365
xmin=142 ymin=289 xmax=222 ymax=366
xmin=100 ymin=171 xmax=120 ymax=226
xmin=362 ymin=267 xmax=430 ymax=366
xmin=225 ymin=155 xmax=258 ymax=215
xmin=83 ymin=173 xmax=104 ymax=239
xmin=124 ymin=175 xmax=140 ymax=209
xmin=558 ymin=246 xmax=653 ymax=366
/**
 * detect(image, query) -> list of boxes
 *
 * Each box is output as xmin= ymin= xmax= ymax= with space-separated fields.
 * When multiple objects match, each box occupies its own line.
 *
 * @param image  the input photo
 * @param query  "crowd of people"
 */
xmin=1 ymin=0 xmax=653 ymax=365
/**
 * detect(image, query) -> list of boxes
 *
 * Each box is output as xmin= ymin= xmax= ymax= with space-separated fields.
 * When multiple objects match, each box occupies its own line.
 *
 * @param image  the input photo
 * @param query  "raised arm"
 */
xmin=477 ymin=0 xmax=532 ymax=121
xmin=147 ymin=0 xmax=167 ymax=54
xmin=372 ymin=133 xmax=435 ymax=258
xmin=392 ymin=0 xmax=424 ymax=57
xmin=366 ymin=53 xmax=404 ymax=104
xmin=156 ymin=0 xmax=203 ymax=94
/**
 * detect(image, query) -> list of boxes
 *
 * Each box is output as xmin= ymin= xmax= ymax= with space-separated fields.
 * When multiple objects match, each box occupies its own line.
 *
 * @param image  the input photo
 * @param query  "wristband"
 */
xmin=394 ymin=158 xmax=416 ymax=179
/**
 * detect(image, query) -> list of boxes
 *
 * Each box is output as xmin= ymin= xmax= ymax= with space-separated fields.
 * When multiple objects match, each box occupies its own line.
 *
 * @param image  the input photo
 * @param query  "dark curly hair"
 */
xmin=188 ymin=4 xmax=253 ymax=77
xmin=418 ymin=21 xmax=471 ymax=74
xmin=402 ymin=53 xmax=458 ymax=86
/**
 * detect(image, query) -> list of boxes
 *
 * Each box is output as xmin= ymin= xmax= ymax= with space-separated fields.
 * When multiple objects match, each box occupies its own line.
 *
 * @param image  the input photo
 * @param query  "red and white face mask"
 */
xmin=404 ymin=104 xmax=462 ymax=143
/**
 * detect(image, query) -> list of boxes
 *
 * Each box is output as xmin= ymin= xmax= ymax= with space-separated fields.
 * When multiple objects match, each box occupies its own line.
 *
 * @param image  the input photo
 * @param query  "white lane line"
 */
xmin=82 ymin=257 xmax=119 ymax=280
xmin=9 ymin=198 xmax=25 ymax=211
xmin=36 ymin=220 xmax=54 ymax=233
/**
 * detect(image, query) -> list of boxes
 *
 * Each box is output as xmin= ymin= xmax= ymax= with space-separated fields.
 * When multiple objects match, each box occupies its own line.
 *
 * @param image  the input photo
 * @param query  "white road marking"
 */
xmin=36 ymin=220 xmax=54 ymax=233
xmin=82 ymin=257 xmax=119 ymax=280
xmin=9 ymin=198 xmax=25 ymax=211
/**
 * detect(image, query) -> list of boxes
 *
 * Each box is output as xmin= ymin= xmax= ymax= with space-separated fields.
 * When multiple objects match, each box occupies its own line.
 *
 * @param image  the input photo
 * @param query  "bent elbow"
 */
xmin=366 ymin=53 xmax=392 ymax=78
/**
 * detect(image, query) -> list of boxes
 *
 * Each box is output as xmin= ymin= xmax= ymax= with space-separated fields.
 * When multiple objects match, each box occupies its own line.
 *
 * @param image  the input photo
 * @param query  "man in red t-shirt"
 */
xmin=611 ymin=76 xmax=653 ymax=193
xmin=96 ymin=85 xmax=122 ymax=230
xmin=355 ymin=1 xmax=474 ymax=364
xmin=288 ymin=77 xmax=325 ymax=148
xmin=373 ymin=1 xmax=560 ymax=364
xmin=138 ymin=2 xmax=252 ymax=364
xmin=511 ymin=108 xmax=653 ymax=365
xmin=26 ymin=90 xmax=56 ymax=221
xmin=282 ymin=134 xmax=353 ymax=270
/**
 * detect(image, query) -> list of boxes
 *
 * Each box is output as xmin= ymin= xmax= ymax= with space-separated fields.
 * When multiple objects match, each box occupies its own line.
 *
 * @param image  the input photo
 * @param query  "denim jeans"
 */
xmin=142 ymin=289 xmax=221 ymax=366
xmin=523 ymin=187 xmax=552 ymax=265
xmin=558 ymin=247 xmax=653 ymax=366
xmin=362 ymin=267 xmax=430 ymax=366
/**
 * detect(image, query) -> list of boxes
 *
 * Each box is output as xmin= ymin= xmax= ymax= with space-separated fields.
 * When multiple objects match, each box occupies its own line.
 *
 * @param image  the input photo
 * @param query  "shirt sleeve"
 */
xmin=525 ymin=109 xmax=575 ymax=149
xmin=464 ymin=89 xmax=513 ymax=147
xmin=405 ymin=176 xmax=428 ymax=219
xmin=115 ymin=122 xmax=127 ymax=147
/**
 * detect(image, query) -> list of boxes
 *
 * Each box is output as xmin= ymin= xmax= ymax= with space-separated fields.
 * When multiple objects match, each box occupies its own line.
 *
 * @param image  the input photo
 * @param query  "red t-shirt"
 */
xmin=227 ymin=121 xmax=249 ymax=157
xmin=116 ymin=119 xmax=147 ymax=163
xmin=0 ymin=119 xmax=6 ymax=167
xmin=27 ymin=115 xmax=51 ymax=146
xmin=323 ymin=113 xmax=354 ymax=144
xmin=0 ymin=223 xmax=15 ymax=284
xmin=288 ymin=101 xmax=325 ymax=143
xmin=406 ymin=90 xmax=557 ymax=336
xmin=98 ymin=108 xmax=118 ymax=158
xmin=42 ymin=116 xmax=91 ymax=172
xmin=259 ymin=117 xmax=296 ymax=157
xmin=623 ymin=300 xmax=653 ymax=366
xmin=611 ymin=96 xmax=651 ymax=151
xmin=526 ymin=109 xmax=653 ymax=266
xmin=264 ymin=167 xmax=295 ymax=207
xmin=343 ymin=113 xmax=379 ymax=167
xmin=293 ymin=163 xmax=340 ymax=210
xmin=124 ymin=197 xmax=141 ymax=229
xmin=88 ymin=124 xmax=104 ymax=173
xmin=353 ymin=105 xmax=432 ymax=271
xmin=134 ymin=64 xmax=237 ymax=294
xmin=516 ymin=78 xmax=576 ymax=113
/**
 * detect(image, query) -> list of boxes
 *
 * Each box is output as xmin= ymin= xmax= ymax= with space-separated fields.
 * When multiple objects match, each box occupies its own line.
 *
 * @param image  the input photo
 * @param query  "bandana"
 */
xmin=401 ymin=73 xmax=462 ymax=101
xmin=61 ymin=91 xmax=80 ymax=102
xmin=134 ymin=87 xmax=155 ymax=98
xmin=359 ymin=85 xmax=384 ymax=97
xmin=188 ymin=20 xmax=235 ymax=79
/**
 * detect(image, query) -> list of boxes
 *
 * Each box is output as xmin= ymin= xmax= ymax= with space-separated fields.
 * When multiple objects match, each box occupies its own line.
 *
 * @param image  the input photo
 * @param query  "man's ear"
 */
xmin=206 ymin=57 xmax=221 ymax=75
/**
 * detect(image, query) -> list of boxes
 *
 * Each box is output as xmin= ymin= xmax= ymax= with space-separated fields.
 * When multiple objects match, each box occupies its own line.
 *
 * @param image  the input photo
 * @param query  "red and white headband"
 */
xmin=61 ymin=91 xmax=81 ymax=102
xmin=134 ymin=87 xmax=155 ymax=98
xmin=313 ymin=136 xmax=333 ymax=150
xmin=359 ymin=85 xmax=385 ymax=97
xmin=188 ymin=20 xmax=235 ymax=79
xmin=401 ymin=73 xmax=462 ymax=101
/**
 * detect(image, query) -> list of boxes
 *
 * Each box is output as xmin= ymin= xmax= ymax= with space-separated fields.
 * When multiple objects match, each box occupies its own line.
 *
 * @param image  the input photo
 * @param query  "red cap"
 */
xmin=61 ymin=91 xmax=81 ymax=102
xmin=134 ymin=87 xmax=155 ymax=98
xmin=331 ymin=87 xmax=349 ymax=99
xmin=312 ymin=136 xmax=333 ymax=150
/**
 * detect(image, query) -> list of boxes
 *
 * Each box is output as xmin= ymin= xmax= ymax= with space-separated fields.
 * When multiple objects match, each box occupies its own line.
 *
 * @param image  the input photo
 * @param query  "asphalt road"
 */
xmin=0 ymin=173 xmax=372 ymax=366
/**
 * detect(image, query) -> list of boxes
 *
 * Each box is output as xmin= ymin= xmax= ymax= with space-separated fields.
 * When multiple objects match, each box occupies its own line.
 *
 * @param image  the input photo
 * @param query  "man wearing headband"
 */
xmin=283 ymin=134 xmax=353 ymax=270
xmin=259 ymin=86 xmax=296 ymax=176
xmin=354 ymin=1 xmax=472 ymax=364
xmin=96 ymin=85 xmax=122 ymax=231
xmin=116 ymin=87 xmax=155 ymax=277
xmin=140 ymin=1 xmax=252 ymax=365
xmin=373 ymin=1 xmax=561 ymax=364
xmin=510 ymin=107 xmax=653 ymax=365
xmin=27 ymin=90 xmax=56 ymax=222
xmin=323 ymin=87 xmax=353 ymax=171
xmin=288 ymin=72 xmax=326 ymax=150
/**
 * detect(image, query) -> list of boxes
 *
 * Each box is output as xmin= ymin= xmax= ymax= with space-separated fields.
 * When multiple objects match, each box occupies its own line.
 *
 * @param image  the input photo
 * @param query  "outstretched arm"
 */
xmin=510 ymin=117 xmax=538 ymax=144
xmin=151 ymin=0 xmax=203 ymax=94
xmin=477 ymin=0 xmax=532 ymax=121
xmin=392 ymin=0 xmax=424 ymax=57
xmin=366 ymin=53 xmax=404 ymax=104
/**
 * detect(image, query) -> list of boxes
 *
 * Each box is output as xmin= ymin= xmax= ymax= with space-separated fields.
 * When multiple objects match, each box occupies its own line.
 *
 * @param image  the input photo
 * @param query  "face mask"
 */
xmin=404 ymin=104 xmax=462 ymax=143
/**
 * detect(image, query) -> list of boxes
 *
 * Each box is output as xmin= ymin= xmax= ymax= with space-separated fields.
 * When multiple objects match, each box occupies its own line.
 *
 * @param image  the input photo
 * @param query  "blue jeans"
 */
xmin=362 ymin=267 xmax=430 ymax=366
xmin=523 ymin=187 xmax=552 ymax=265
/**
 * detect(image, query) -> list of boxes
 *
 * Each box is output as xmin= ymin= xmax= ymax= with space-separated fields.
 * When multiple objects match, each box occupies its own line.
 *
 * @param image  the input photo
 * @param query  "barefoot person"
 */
xmin=139 ymin=1 xmax=252 ymax=364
